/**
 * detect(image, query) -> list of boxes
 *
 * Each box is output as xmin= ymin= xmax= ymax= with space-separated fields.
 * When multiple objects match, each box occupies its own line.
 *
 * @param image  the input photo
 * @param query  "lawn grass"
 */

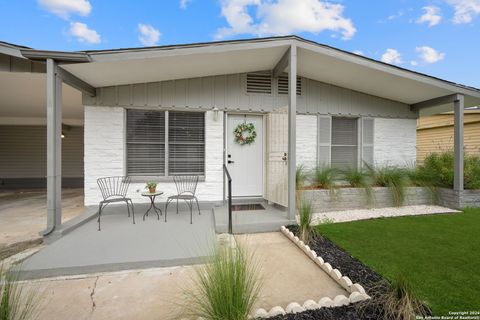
xmin=317 ymin=208 xmax=480 ymax=315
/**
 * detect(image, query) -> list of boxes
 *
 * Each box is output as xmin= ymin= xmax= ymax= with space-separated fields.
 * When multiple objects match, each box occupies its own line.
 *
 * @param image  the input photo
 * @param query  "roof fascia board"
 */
xmin=0 ymin=43 xmax=25 ymax=58
xmin=294 ymin=39 xmax=480 ymax=99
xmin=20 ymin=49 xmax=90 ymax=63
xmin=87 ymin=39 xmax=293 ymax=63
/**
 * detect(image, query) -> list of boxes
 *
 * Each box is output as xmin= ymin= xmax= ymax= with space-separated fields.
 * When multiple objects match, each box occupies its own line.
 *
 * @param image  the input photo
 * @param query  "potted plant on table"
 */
xmin=145 ymin=181 xmax=157 ymax=193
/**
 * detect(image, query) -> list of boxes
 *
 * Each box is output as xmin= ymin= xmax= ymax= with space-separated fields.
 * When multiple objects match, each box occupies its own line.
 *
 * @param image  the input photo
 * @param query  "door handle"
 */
xmin=228 ymin=160 xmax=235 ymax=164
xmin=282 ymin=153 xmax=287 ymax=161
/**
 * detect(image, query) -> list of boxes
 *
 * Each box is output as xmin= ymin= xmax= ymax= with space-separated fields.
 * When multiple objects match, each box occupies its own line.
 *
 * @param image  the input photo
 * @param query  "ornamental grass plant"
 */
xmin=369 ymin=165 xmax=410 ymax=206
xmin=341 ymin=167 xmax=374 ymax=205
xmin=185 ymin=243 xmax=262 ymax=320
xmin=0 ymin=266 xmax=41 ymax=320
xmin=298 ymin=200 xmax=317 ymax=245
xmin=359 ymin=274 xmax=430 ymax=320
xmin=312 ymin=166 xmax=336 ymax=191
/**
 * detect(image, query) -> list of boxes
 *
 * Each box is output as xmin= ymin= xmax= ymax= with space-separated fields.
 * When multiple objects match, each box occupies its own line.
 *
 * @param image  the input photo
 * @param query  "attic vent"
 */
xmin=247 ymin=73 xmax=272 ymax=94
xmin=278 ymin=75 xmax=302 ymax=95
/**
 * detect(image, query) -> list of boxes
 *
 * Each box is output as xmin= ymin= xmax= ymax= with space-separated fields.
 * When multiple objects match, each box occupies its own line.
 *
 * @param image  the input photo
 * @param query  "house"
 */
xmin=417 ymin=109 xmax=480 ymax=163
xmin=1 ymin=35 xmax=480 ymax=236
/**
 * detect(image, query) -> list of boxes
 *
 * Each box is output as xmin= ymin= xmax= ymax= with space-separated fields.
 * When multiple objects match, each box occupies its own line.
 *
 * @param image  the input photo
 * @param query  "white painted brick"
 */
xmin=374 ymin=118 xmax=416 ymax=167
xmin=84 ymin=107 xmax=224 ymax=206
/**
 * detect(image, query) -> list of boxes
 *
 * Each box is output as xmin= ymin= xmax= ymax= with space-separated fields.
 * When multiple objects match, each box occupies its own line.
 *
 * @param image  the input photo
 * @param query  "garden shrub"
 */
xmin=420 ymin=151 xmax=480 ymax=189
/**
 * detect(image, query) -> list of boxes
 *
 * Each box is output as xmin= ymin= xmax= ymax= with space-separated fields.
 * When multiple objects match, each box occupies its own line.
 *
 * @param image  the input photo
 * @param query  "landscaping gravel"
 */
xmin=312 ymin=205 xmax=458 ymax=225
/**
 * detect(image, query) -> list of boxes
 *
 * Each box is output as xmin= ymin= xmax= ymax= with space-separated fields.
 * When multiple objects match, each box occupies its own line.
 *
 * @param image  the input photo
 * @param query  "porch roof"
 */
xmin=2 ymin=35 xmax=480 ymax=119
xmin=18 ymin=35 xmax=480 ymax=114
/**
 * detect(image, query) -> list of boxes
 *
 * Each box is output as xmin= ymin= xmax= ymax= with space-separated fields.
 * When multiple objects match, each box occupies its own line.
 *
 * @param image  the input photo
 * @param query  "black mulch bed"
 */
xmin=267 ymin=226 xmax=388 ymax=320
xmin=287 ymin=225 xmax=384 ymax=292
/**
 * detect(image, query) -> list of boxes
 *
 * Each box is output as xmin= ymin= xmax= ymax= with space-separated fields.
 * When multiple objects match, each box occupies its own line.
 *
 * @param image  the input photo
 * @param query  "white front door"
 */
xmin=226 ymin=114 xmax=264 ymax=197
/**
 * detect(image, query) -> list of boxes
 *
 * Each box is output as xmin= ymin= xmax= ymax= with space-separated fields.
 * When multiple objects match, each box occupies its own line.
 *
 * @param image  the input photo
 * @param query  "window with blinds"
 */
xmin=331 ymin=117 xmax=358 ymax=169
xmin=126 ymin=110 xmax=205 ymax=177
xmin=127 ymin=110 xmax=165 ymax=176
xmin=168 ymin=111 xmax=205 ymax=175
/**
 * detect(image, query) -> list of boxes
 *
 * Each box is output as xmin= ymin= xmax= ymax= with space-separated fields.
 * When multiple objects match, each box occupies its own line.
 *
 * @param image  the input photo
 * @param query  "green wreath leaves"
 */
xmin=233 ymin=122 xmax=257 ymax=145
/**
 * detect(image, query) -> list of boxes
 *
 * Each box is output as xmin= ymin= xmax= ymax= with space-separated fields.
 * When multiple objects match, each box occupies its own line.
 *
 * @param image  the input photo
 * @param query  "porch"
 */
xmin=17 ymin=196 xmax=291 ymax=278
xmin=19 ymin=202 xmax=215 ymax=279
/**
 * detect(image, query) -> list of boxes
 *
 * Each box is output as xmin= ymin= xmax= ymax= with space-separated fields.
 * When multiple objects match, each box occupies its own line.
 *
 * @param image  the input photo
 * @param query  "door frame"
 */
xmin=224 ymin=112 xmax=267 ymax=199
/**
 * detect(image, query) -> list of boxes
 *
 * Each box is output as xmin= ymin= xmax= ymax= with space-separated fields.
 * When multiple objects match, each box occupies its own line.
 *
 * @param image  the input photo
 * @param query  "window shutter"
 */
xmin=168 ymin=111 xmax=205 ymax=176
xmin=126 ymin=110 xmax=165 ymax=175
xmin=361 ymin=117 xmax=374 ymax=168
xmin=331 ymin=117 xmax=358 ymax=169
xmin=317 ymin=115 xmax=331 ymax=166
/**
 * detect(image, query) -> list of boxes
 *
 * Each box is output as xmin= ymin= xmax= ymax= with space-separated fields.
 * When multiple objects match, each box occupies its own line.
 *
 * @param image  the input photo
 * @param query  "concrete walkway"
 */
xmin=21 ymin=232 xmax=346 ymax=320
xmin=0 ymin=188 xmax=84 ymax=247
xmin=236 ymin=232 xmax=347 ymax=311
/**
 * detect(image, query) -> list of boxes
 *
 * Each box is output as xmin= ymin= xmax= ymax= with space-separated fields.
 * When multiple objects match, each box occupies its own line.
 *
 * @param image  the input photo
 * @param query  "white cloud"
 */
xmin=216 ymin=0 xmax=356 ymax=40
xmin=381 ymin=48 xmax=403 ymax=65
xmin=410 ymin=60 xmax=418 ymax=66
xmin=353 ymin=50 xmax=364 ymax=56
xmin=180 ymin=0 xmax=191 ymax=9
xmin=69 ymin=22 xmax=101 ymax=44
xmin=38 ymin=0 xmax=91 ymax=19
xmin=416 ymin=46 xmax=445 ymax=64
xmin=446 ymin=0 xmax=480 ymax=23
xmin=417 ymin=6 xmax=442 ymax=26
xmin=138 ymin=23 xmax=161 ymax=46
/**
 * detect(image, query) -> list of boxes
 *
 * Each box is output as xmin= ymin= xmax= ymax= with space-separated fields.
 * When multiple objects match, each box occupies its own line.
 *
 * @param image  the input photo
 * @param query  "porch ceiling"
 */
xmin=0 ymin=71 xmax=83 ymax=125
xmin=61 ymin=45 xmax=290 ymax=88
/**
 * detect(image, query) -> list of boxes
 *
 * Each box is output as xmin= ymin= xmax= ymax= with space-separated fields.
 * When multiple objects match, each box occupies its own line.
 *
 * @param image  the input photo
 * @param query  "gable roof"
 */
xmin=6 ymin=35 xmax=480 ymax=110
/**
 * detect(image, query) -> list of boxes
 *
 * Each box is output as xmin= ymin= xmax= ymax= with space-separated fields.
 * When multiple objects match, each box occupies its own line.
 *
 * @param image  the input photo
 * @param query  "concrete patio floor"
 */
xmin=0 ymin=188 xmax=84 ymax=247
xmin=23 ymin=232 xmax=347 ymax=320
xmin=19 ymin=204 xmax=216 ymax=279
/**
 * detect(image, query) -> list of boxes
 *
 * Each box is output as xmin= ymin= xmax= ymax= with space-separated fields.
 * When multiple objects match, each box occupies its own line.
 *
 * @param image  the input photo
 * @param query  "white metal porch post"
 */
xmin=454 ymin=94 xmax=464 ymax=191
xmin=45 ymin=58 xmax=62 ymax=235
xmin=287 ymin=44 xmax=297 ymax=220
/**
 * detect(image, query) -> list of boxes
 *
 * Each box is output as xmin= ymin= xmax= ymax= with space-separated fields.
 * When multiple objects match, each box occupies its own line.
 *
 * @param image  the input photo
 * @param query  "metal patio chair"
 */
xmin=165 ymin=175 xmax=201 ymax=224
xmin=97 ymin=176 xmax=135 ymax=231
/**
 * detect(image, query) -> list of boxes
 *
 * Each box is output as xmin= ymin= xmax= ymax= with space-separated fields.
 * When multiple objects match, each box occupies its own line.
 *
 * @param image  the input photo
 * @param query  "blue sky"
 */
xmin=0 ymin=0 xmax=479 ymax=88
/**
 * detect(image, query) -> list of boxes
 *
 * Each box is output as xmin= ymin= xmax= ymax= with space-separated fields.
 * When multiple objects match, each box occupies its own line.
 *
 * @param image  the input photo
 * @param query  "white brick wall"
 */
xmin=374 ymin=118 xmax=416 ymax=167
xmin=84 ymin=107 xmax=224 ymax=206
xmin=296 ymin=115 xmax=317 ymax=169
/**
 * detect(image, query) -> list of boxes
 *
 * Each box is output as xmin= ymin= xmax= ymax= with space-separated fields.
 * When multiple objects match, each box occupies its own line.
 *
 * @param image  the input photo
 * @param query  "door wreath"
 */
xmin=233 ymin=122 xmax=257 ymax=145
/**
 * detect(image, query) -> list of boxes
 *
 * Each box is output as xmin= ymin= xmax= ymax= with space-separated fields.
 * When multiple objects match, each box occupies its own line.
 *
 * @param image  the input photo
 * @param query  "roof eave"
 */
xmin=20 ymin=49 xmax=90 ymax=63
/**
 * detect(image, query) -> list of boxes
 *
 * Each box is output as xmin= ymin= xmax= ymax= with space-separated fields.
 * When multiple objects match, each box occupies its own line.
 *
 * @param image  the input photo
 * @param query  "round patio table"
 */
xmin=141 ymin=191 xmax=163 ymax=221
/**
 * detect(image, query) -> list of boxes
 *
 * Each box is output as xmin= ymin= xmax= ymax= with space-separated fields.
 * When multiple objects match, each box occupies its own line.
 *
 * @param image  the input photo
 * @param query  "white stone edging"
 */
xmin=252 ymin=226 xmax=370 ymax=319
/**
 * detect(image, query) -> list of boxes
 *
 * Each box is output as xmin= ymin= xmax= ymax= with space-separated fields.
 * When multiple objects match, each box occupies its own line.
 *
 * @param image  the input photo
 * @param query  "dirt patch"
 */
xmin=0 ymin=238 xmax=43 ymax=261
